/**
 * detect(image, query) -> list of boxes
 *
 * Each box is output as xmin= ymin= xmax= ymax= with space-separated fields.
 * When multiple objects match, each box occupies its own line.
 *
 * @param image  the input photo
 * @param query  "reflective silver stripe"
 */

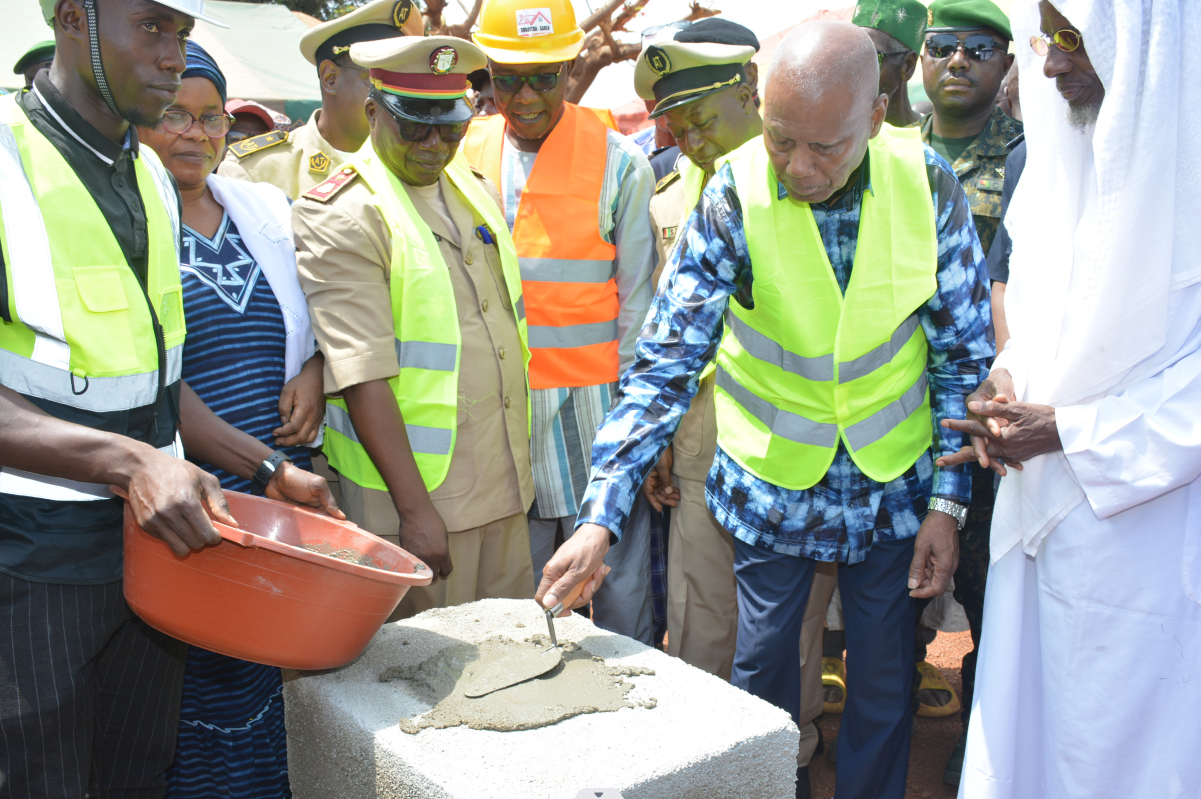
xmin=0 ymin=343 xmax=183 ymax=413
xmin=515 ymin=295 xmax=526 ymax=321
xmin=715 ymin=366 xmax=838 ymax=448
xmin=0 ymin=435 xmax=182 ymax=502
xmin=140 ymin=147 xmax=181 ymax=258
xmin=725 ymin=312 xmax=834 ymax=382
xmin=838 ymin=314 xmax=920 ymax=384
xmin=325 ymin=403 xmax=359 ymax=442
xmin=842 ymin=372 xmax=929 ymax=451
xmin=0 ymin=120 xmax=71 ymax=371
xmin=406 ymin=425 xmax=453 ymax=456
xmin=326 ymin=403 xmax=452 ymax=456
xmin=518 ymin=258 xmax=614 ymax=284
xmin=526 ymin=320 xmax=618 ymax=349
xmin=395 ymin=340 xmax=457 ymax=372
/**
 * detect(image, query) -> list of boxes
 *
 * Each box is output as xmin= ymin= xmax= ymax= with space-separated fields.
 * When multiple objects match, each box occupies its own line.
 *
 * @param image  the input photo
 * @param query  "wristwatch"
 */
xmin=928 ymin=497 xmax=969 ymax=530
xmin=251 ymin=451 xmax=292 ymax=496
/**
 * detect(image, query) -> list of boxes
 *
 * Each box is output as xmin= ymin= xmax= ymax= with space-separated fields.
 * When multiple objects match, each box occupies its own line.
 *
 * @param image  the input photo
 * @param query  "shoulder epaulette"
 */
xmin=655 ymin=170 xmax=681 ymax=194
xmin=302 ymin=165 xmax=359 ymax=203
xmin=227 ymin=130 xmax=288 ymax=159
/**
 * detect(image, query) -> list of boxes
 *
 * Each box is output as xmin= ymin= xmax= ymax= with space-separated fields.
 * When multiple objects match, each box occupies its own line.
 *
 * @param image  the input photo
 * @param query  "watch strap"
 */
xmin=928 ymin=496 xmax=968 ymax=530
xmin=251 ymin=451 xmax=292 ymax=496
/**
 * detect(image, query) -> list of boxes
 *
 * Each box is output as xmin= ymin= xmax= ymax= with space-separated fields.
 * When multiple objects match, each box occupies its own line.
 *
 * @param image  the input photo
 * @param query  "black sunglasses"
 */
xmin=876 ymin=49 xmax=909 ymax=65
xmin=925 ymin=33 xmax=1004 ymax=61
xmin=490 ymin=66 xmax=564 ymax=94
xmin=395 ymin=118 xmax=468 ymax=143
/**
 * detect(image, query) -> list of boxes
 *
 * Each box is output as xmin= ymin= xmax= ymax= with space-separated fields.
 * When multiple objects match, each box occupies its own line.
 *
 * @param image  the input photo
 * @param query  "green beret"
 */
xmin=925 ymin=0 xmax=1012 ymax=42
xmin=852 ymin=0 xmax=928 ymax=54
xmin=14 ymin=41 xmax=54 ymax=75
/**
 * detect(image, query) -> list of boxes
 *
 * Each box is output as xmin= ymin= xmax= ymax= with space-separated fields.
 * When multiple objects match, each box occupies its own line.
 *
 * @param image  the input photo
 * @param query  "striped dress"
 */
xmin=165 ymin=213 xmax=311 ymax=798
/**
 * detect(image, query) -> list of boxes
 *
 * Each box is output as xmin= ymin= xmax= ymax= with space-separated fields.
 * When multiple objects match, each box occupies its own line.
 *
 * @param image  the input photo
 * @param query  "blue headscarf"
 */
xmin=182 ymin=40 xmax=227 ymax=104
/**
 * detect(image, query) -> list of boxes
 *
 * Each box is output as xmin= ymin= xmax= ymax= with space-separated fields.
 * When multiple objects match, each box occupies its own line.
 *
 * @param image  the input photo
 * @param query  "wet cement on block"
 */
xmin=283 ymin=599 xmax=800 ymax=799
xmin=380 ymin=635 xmax=655 ymax=733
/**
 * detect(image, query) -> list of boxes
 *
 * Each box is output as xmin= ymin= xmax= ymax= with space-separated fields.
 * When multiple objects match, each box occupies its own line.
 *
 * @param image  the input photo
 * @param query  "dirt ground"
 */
xmin=809 ymin=630 xmax=973 ymax=799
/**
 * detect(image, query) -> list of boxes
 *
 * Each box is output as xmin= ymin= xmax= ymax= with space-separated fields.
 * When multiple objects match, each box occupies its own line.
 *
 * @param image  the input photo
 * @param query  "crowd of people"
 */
xmin=1 ymin=0 xmax=1198 ymax=798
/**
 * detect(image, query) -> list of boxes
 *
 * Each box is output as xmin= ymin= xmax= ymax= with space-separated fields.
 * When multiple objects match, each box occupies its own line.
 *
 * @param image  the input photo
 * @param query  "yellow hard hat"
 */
xmin=472 ymin=0 xmax=585 ymax=64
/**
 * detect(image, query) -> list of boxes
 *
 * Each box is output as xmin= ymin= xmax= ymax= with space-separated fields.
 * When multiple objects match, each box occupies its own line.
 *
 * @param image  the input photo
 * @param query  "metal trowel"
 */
xmin=462 ymin=581 xmax=586 ymax=698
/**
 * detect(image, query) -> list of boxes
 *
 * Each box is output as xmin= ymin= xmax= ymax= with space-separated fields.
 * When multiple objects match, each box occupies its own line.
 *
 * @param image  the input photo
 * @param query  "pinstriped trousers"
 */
xmin=0 ymin=573 xmax=187 ymax=799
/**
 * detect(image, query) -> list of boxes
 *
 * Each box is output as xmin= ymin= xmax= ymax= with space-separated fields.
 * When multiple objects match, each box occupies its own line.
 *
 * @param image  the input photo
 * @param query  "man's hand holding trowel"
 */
xmin=535 ymin=523 xmax=613 ymax=616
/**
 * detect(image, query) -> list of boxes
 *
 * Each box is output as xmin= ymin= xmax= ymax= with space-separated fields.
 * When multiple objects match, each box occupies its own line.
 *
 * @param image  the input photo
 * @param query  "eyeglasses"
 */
xmin=396 ymin=118 xmax=469 ymax=143
xmin=490 ymin=66 xmax=564 ymax=94
xmin=925 ymin=33 xmax=1004 ymax=61
xmin=876 ymin=49 xmax=909 ymax=65
xmin=1030 ymin=29 xmax=1083 ymax=56
xmin=160 ymin=109 xmax=234 ymax=138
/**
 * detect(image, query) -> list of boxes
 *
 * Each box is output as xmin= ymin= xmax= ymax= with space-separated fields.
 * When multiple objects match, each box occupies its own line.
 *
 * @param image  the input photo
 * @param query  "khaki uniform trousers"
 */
xmin=338 ymin=476 xmax=535 ymax=620
xmin=668 ymin=477 xmax=836 ymax=765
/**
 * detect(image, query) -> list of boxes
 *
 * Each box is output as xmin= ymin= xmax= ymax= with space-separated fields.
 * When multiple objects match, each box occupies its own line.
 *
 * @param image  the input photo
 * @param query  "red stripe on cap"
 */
xmin=370 ymin=69 xmax=466 ymax=96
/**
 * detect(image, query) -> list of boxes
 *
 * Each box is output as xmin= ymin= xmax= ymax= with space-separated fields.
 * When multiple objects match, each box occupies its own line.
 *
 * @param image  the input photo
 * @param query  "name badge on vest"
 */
xmin=662 ymin=225 xmax=678 ymax=241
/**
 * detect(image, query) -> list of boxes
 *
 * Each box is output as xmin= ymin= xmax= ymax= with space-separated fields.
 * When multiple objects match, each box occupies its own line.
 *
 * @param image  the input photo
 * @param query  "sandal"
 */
xmin=916 ymin=660 xmax=961 ymax=718
xmin=822 ymin=656 xmax=846 ymax=714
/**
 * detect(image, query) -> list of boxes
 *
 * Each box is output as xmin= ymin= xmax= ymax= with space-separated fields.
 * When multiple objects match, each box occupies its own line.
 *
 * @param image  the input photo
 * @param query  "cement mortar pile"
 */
xmin=381 ymin=634 xmax=656 ymax=733
xmin=283 ymin=598 xmax=800 ymax=799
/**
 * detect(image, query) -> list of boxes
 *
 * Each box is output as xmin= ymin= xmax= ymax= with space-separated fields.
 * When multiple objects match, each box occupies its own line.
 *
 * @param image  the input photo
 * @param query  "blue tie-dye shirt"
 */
xmin=576 ymin=144 xmax=994 ymax=563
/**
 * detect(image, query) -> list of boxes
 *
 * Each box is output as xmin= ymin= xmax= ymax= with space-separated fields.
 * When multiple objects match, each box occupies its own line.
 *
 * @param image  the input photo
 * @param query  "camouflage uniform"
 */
xmin=919 ymin=104 xmax=1018 ymax=726
xmin=920 ymin=105 xmax=1023 ymax=256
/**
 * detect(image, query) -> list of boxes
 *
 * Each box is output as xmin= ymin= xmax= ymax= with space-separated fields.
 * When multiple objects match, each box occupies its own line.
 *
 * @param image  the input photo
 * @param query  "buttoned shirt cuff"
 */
xmin=326 ymin=351 xmax=400 ymax=394
xmin=932 ymin=464 xmax=972 ymax=505
xmin=575 ymin=485 xmax=632 ymax=542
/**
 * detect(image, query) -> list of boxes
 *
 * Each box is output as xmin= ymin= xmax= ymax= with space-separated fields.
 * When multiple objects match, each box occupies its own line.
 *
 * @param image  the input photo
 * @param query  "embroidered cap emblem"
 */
xmin=430 ymin=46 xmax=458 ymax=74
xmin=393 ymin=0 xmax=412 ymax=27
xmin=645 ymin=46 xmax=671 ymax=76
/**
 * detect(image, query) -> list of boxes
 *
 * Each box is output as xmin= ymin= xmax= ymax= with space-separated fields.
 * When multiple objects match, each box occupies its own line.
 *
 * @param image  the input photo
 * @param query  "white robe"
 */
xmin=960 ymin=282 xmax=1201 ymax=799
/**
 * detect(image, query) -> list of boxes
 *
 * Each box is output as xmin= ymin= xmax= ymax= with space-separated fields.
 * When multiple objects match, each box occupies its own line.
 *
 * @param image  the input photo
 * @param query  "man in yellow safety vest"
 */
xmin=0 ymin=0 xmax=337 ymax=793
xmin=540 ymin=21 xmax=994 ymax=799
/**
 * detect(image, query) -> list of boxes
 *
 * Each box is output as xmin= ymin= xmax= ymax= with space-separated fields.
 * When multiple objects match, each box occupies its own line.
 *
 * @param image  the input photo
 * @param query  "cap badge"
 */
xmin=309 ymin=152 xmax=331 ymax=174
xmin=430 ymin=46 xmax=458 ymax=75
xmin=645 ymin=46 xmax=671 ymax=76
xmin=393 ymin=0 xmax=412 ymax=27
xmin=927 ymin=8 xmax=934 ymax=26
xmin=516 ymin=7 xmax=554 ymax=38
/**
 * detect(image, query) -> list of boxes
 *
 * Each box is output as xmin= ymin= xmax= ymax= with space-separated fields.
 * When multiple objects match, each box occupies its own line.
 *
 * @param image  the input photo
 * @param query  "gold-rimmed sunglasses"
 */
xmin=1030 ymin=29 xmax=1083 ymax=56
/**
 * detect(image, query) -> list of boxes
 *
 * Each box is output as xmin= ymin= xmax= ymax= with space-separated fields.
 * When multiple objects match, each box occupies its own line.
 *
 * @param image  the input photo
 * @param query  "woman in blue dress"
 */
xmin=139 ymin=42 xmax=326 ymax=798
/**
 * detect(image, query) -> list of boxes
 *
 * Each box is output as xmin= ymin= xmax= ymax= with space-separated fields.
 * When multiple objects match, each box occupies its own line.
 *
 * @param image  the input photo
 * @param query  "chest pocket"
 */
xmin=62 ymin=266 xmax=140 ymax=375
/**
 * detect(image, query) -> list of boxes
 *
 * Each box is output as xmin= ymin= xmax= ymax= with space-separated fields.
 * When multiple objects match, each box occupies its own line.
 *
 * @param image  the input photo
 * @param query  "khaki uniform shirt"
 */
xmin=920 ymin=106 xmax=1024 ymax=255
xmin=292 ymin=167 xmax=533 ymax=533
xmin=218 ymin=110 xmax=349 ymax=201
xmin=648 ymin=165 xmax=718 ymax=482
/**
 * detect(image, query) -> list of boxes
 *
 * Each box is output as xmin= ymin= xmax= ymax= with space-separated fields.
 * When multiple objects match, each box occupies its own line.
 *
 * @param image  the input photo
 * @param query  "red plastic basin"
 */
xmin=123 ymin=491 xmax=432 ymax=670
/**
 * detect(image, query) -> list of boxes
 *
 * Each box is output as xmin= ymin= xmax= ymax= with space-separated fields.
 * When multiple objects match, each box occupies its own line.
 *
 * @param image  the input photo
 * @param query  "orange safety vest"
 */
xmin=461 ymin=103 xmax=618 ymax=389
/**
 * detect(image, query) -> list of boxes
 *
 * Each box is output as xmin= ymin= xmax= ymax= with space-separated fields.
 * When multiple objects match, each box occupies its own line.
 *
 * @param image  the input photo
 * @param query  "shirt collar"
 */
xmin=775 ymin=147 xmax=874 ymax=207
xmin=29 ymin=70 xmax=139 ymax=166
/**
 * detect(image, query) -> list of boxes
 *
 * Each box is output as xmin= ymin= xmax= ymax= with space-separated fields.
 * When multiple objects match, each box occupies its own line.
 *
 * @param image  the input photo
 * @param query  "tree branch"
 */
xmin=579 ymin=0 xmax=629 ymax=33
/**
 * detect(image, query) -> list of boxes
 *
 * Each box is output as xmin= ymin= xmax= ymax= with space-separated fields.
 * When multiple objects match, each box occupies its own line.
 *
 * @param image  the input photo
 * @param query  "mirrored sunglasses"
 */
xmin=1030 ymin=29 xmax=1083 ymax=56
xmin=490 ymin=67 xmax=563 ymax=94
xmin=160 ymin=109 xmax=233 ymax=138
xmin=925 ymin=33 xmax=1003 ymax=61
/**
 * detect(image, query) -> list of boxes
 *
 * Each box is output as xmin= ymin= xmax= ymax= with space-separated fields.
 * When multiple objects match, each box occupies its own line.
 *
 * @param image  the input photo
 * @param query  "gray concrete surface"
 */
xmin=284 ymin=598 xmax=799 ymax=799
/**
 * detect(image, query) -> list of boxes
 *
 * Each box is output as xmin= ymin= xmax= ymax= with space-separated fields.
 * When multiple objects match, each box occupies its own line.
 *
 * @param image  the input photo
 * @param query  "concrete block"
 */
xmin=284 ymin=598 xmax=799 ymax=799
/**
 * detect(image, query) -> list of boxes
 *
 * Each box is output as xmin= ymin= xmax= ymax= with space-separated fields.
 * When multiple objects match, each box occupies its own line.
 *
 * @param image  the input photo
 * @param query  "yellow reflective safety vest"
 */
xmin=714 ymin=126 xmax=938 ymax=490
xmin=0 ymin=92 xmax=185 ymax=582
xmin=322 ymin=151 xmax=530 ymax=493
